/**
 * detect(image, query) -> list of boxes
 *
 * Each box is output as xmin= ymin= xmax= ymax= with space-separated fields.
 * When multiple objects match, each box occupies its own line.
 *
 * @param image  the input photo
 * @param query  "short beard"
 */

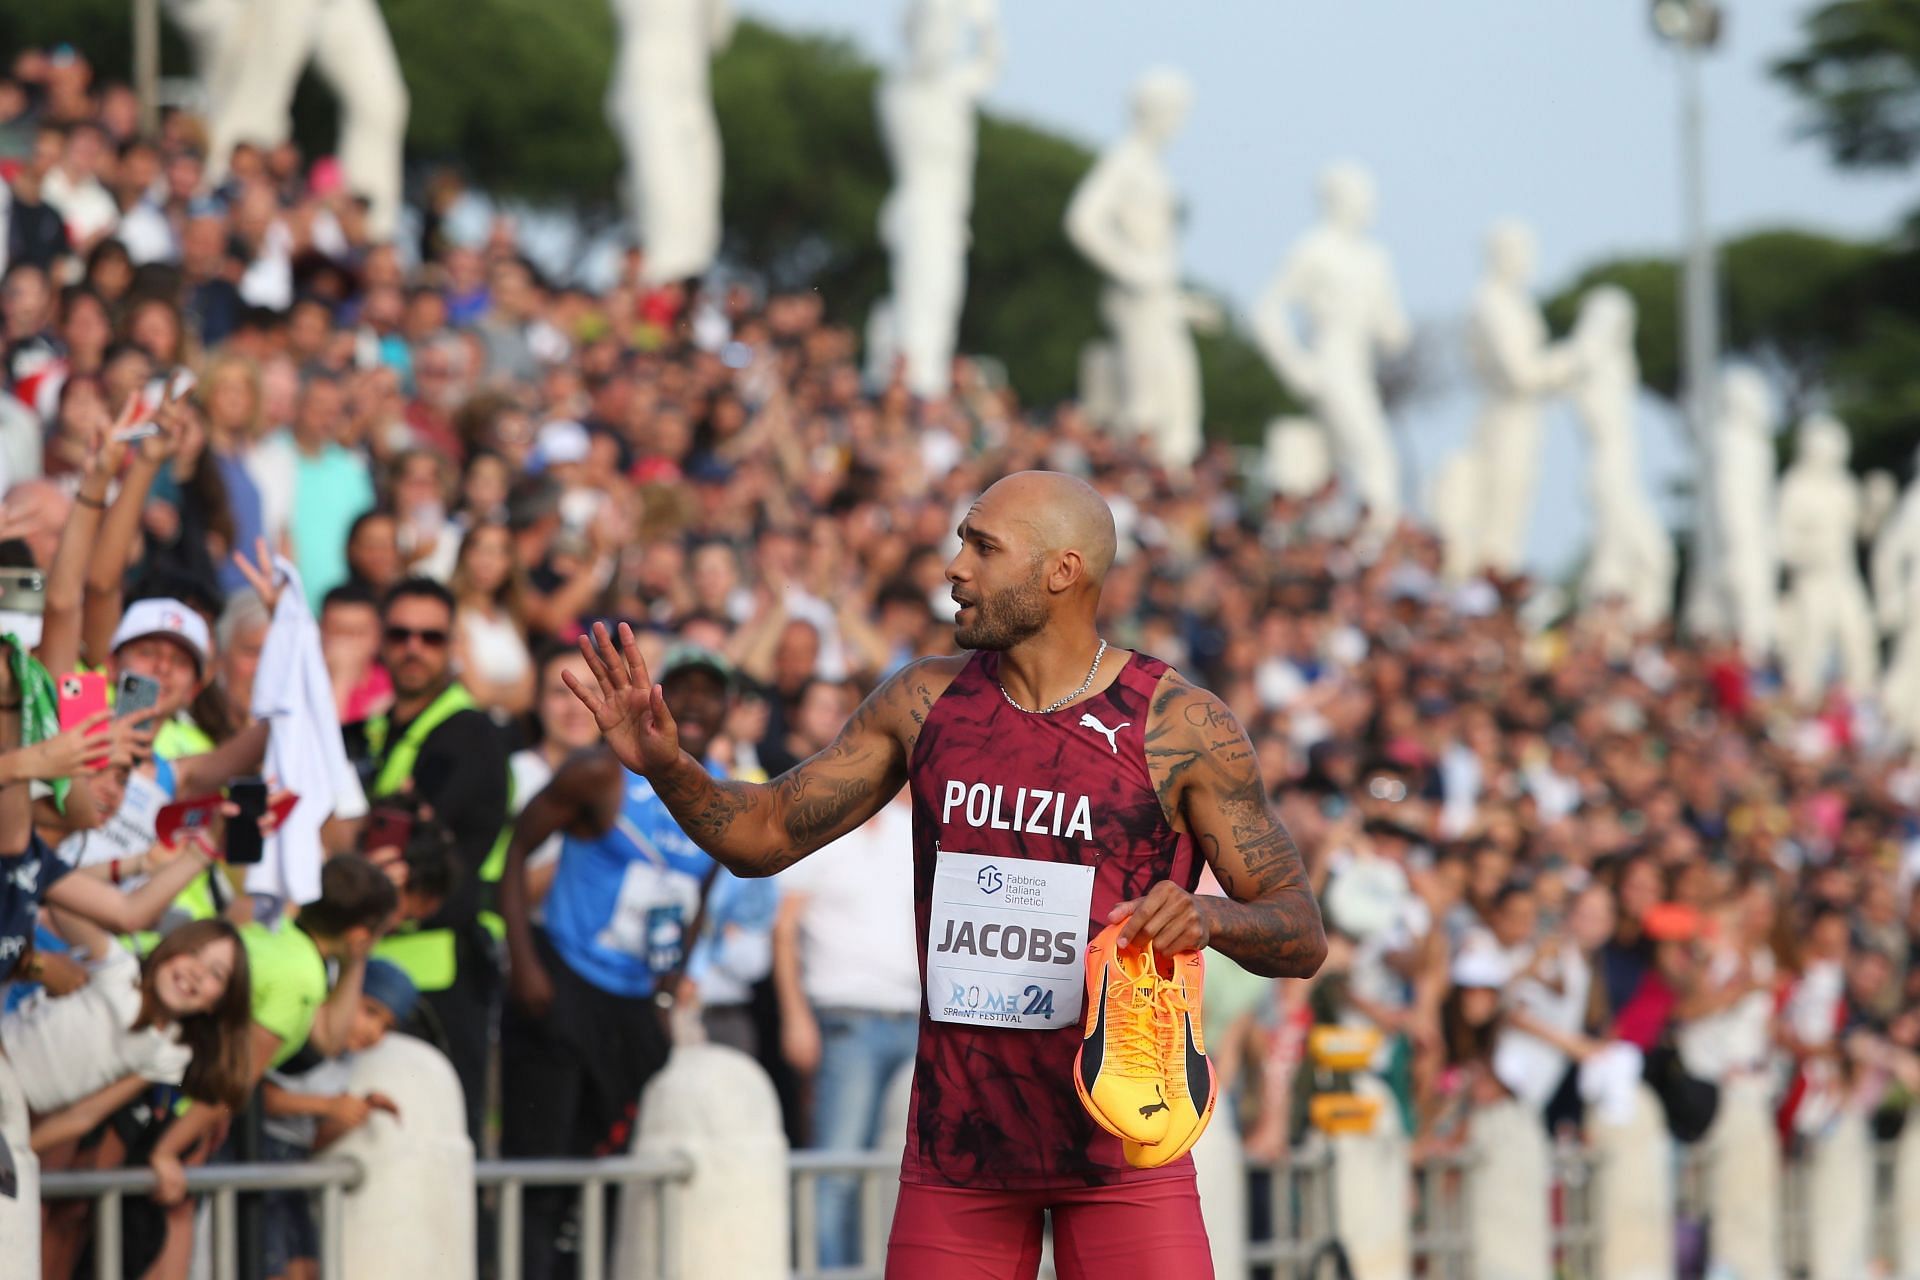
xmin=391 ymin=663 xmax=447 ymax=700
xmin=954 ymin=564 xmax=1050 ymax=651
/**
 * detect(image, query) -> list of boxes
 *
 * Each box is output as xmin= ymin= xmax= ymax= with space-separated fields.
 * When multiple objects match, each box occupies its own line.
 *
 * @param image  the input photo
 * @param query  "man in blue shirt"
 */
xmin=496 ymin=643 xmax=738 ymax=1280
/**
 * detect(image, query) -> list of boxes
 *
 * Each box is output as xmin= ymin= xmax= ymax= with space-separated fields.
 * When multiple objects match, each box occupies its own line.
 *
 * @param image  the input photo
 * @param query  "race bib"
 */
xmin=927 ymin=848 xmax=1095 ymax=1030
xmin=597 ymin=860 xmax=701 ymax=974
xmin=61 ymin=769 xmax=169 ymax=869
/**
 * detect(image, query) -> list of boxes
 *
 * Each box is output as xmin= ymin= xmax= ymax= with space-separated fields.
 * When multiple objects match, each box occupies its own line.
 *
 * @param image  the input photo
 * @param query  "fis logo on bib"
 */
xmin=977 ymin=865 xmax=1004 ymax=894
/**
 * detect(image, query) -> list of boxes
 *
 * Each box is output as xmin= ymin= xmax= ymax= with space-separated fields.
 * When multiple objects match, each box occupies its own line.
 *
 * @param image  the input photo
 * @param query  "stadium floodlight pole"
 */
xmin=1653 ymin=0 xmax=1727 ymax=637
xmin=134 ymin=0 xmax=161 ymax=136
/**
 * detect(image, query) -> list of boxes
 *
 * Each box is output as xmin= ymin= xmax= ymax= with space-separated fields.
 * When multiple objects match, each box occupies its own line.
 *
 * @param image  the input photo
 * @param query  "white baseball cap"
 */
xmin=1450 ymin=947 xmax=1513 ymax=991
xmin=111 ymin=598 xmax=212 ymax=672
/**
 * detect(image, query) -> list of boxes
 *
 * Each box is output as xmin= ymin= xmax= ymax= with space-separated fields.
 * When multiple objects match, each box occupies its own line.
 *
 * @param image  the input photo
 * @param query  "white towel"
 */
xmin=1578 ymin=1042 xmax=1645 ymax=1128
xmin=247 ymin=555 xmax=368 ymax=904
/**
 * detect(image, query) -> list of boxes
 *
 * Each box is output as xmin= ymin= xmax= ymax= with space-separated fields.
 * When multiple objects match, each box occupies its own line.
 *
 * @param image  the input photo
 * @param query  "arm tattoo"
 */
xmin=1146 ymin=673 xmax=1327 ymax=979
xmin=650 ymin=658 xmax=948 ymax=877
xmin=656 ymin=772 xmax=758 ymax=849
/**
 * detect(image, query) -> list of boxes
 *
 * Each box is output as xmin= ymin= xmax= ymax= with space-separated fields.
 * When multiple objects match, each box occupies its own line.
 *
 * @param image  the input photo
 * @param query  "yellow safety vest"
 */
xmin=366 ymin=683 xmax=512 ymax=991
xmin=154 ymin=716 xmax=216 ymax=762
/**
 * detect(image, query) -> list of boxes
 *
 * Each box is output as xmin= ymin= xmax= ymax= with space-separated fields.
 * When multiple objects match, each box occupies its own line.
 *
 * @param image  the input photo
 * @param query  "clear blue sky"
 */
xmin=737 ymin=0 xmax=1917 ymax=576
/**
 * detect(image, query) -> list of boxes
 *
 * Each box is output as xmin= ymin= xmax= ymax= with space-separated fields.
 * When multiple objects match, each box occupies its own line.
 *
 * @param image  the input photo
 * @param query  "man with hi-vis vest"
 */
xmin=349 ymin=577 xmax=508 ymax=1149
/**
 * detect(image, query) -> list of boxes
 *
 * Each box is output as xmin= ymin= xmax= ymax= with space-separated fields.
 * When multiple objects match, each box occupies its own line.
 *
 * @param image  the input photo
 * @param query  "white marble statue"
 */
xmin=1776 ymin=413 xmax=1877 ymax=703
xmin=607 ymin=0 xmax=734 ymax=285
xmin=1461 ymin=219 xmax=1579 ymax=576
xmin=166 ymin=0 xmax=409 ymax=239
xmin=1431 ymin=449 xmax=1484 ymax=584
xmin=1872 ymin=452 xmax=1920 ymax=743
xmin=1864 ymin=470 xmax=1901 ymax=544
xmin=1253 ymin=163 xmax=1410 ymax=533
xmin=1714 ymin=368 xmax=1781 ymax=664
xmin=1064 ymin=68 xmax=1214 ymax=472
xmin=1263 ymin=417 xmax=1334 ymax=500
xmin=1568 ymin=286 xmax=1674 ymax=629
xmin=875 ymin=0 xmax=1000 ymax=401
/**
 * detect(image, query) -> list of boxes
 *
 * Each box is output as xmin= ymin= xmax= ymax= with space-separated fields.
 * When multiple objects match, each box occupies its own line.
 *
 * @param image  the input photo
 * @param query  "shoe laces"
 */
xmin=1151 ymin=979 xmax=1195 ymax=1101
xmin=1106 ymin=946 xmax=1188 ymax=1080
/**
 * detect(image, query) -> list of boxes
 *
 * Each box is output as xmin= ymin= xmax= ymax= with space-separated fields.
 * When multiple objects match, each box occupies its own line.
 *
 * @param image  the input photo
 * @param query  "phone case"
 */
xmin=156 ymin=795 xmax=226 ymax=848
xmin=116 ymin=673 xmax=161 ymax=721
xmin=56 ymin=673 xmax=109 ymax=768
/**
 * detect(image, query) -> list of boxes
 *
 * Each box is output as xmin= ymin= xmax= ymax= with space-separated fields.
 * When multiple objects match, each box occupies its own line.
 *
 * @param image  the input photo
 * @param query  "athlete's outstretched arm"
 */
xmin=1124 ymin=674 xmax=1327 ymax=979
xmin=565 ymin=622 xmax=946 ymax=876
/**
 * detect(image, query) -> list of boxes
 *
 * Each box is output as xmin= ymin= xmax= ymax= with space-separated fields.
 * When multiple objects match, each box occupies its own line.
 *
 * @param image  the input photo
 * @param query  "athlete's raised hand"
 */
xmin=564 ymin=621 xmax=682 ymax=777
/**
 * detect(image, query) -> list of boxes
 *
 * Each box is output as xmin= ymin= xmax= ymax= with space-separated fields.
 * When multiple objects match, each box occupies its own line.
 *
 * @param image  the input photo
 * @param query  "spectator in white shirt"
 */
xmin=774 ymin=791 xmax=919 ymax=1270
xmin=40 ymin=122 xmax=119 ymax=258
xmin=1495 ymin=884 xmax=1614 ymax=1114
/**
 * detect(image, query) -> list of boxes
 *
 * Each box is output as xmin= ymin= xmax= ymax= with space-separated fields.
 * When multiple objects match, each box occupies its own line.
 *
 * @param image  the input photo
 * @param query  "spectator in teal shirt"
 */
xmin=258 ymin=372 xmax=374 ymax=606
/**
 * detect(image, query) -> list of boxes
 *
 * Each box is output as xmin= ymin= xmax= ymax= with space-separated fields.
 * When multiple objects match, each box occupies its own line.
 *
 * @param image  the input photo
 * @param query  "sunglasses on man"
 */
xmin=383 ymin=626 xmax=449 ymax=649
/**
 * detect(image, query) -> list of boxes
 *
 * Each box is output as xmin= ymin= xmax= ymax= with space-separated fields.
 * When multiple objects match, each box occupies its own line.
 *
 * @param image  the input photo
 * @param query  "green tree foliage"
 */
xmin=1545 ymin=2 xmax=1920 ymax=474
xmin=1546 ymin=228 xmax=1920 ymax=472
xmin=711 ymin=22 xmax=887 ymax=299
xmin=379 ymin=0 xmax=621 ymax=201
xmin=1775 ymin=0 xmax=1920 ymax=169
xmin=5 ymin=4 xmax=1290 ymax=443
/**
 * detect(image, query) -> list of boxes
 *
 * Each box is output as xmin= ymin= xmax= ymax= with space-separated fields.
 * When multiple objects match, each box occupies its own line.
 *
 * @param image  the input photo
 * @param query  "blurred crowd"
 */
xmin=3 ymin=39 xmax=1920 ymax=1280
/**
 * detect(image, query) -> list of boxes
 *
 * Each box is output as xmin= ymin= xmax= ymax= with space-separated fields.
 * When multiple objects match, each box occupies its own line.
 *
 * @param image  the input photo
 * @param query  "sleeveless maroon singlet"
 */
xmin=901 ymin=649 xmax=1203 ymax=1190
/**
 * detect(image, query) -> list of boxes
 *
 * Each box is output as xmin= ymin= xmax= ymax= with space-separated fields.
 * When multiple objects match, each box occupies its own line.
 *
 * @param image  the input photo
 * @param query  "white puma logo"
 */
xmin=1078 ymin=712 xmax=1129 ymax=754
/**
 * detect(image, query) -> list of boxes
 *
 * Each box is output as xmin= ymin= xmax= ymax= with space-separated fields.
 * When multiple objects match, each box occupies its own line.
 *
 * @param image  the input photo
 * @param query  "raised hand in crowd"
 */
xmin=230 ymin=536 xmax=284 ymax=615
xmin=0 ymin=710 xmax=113 ymax=782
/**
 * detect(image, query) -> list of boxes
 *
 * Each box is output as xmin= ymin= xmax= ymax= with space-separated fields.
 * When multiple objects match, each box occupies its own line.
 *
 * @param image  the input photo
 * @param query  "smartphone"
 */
xmin=362 ymin=805 xmax=414 ymax=855
xmin=115 ymin=671 xmax=161 ymax=723
xmin=0 ymin=568 xmax=45 ymax=617
xmin=226 ymin=777 xmax=268 ymax=866
xmin=56 ymin=673 xmax=109 ymax=768
xmin=111 ymin=421 xmax=161 ymax=445
xmin=156 ymin=794 xmax=225 ymax=848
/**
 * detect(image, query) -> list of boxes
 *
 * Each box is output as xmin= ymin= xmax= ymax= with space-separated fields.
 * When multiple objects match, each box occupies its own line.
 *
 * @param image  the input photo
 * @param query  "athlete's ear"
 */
xmin=1048 ymin=549 xmax=1084 ymax=594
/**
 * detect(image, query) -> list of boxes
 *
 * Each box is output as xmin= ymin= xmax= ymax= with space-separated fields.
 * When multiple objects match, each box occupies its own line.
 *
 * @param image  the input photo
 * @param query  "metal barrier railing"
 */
xmin=476 ymin=1152 xmax=696 ymax=1280
xmin=1243 ymin=1141 xmax=1337 ymax=1275
xmin=1872 ymin=1136 xmax=1901 ymax=1268
xmin=1551 ymin=1141 xmax=1601 ymax=1280
xmin=36 ymin=1130 xmax=1917 ymax=1279
xmin=787 ymin=1148 xmax=899 ymax=1280
xmin=41 ymin=1157 xmax=363 ymax=1280
xmin=1673 ymin=1140 xmax=1711 ymax=1222
xmin=1782 ymin=1148 xmax=1811 ymax=1275
xmin=1409 ymin=1148 xmax=1476 ymax=1279
xmin=787 ymin=1145 xmax=1350 ymax=1280
xmin=40 ymin=1152 xmax=698 ymax=1280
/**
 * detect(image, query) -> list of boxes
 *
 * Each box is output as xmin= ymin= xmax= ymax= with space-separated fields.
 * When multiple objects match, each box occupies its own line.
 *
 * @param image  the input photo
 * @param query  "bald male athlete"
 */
xmin=567 ymin=470 xmax=1325 ymax=1279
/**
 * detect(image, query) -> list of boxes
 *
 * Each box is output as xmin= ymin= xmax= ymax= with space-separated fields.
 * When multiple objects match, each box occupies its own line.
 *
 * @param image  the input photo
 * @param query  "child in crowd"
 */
xmin=258 ymin=958 xmax=415 ymax=1280
xmin=3 ymin=915 xmax=252 ymax=1149
xmin=13 ymin=915 xmax=254 ymax=1279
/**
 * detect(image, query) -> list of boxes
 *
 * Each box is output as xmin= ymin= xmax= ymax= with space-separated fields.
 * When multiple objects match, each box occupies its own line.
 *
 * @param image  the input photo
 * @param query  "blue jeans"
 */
xmin=809 ymin=1008 xmax=918 ymax=1269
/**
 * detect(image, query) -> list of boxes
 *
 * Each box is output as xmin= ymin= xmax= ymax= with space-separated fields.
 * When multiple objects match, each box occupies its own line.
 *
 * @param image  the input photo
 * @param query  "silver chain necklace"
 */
xmin=999 ymin=639 xmax=1108 ymax=715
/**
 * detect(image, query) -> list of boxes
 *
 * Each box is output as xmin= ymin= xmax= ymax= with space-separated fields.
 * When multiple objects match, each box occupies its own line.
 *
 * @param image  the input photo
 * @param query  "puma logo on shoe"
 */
xmin=1138 ymin=1084 xmax=1169 ymax=1120
xmin=1079 ymin=712 xmax=1130 ymax=754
